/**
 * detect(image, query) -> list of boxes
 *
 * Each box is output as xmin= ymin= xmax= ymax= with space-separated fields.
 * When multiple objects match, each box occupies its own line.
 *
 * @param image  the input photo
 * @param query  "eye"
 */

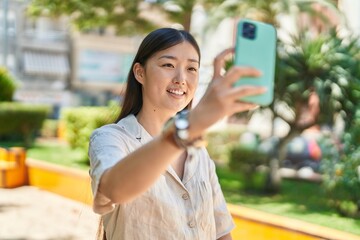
xmin=188 ymin=67 xmax=198 ymax=72
xmin=162 ymin=63 xmax=174 ymax=68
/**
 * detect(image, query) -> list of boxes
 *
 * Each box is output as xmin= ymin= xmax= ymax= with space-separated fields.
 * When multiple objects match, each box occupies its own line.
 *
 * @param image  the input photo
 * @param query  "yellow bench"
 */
xmin=0 ymin=147 xmax=28 ymax=188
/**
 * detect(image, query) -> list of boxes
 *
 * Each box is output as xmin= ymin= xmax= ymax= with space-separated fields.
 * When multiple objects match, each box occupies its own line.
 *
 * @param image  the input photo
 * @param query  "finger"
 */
xmin=213 ymin=48 xmax=234 ymax=79
xmin=226 ymin=85 xmax=267 ymax=99
xmin=223 ymin=66 xmax=262 ymax=86
xmin=231 ymin=101 xmax=259 ymax=114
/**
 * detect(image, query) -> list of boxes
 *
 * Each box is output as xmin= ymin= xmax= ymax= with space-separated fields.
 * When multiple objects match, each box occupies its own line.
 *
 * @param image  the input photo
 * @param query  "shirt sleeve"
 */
xmin=88 ymin=125 xmax=128 ymax=215
xmin=208 ymin=153 xmax=235 ymax=239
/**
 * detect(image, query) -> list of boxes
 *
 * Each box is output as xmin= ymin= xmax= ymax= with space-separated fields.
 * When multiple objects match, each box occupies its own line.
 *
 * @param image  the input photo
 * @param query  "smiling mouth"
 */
xmin=167 ymin=89 xmax=186 ymax=96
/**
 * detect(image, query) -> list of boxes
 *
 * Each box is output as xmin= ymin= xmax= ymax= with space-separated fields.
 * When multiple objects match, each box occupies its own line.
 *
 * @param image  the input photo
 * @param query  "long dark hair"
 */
xmin=115 ymin=28 xmax=201 ymax=122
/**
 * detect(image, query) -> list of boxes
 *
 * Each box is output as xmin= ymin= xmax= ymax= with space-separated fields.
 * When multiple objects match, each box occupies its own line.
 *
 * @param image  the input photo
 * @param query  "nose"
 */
xmin=172 ymin=69 xmax=186 ymax=85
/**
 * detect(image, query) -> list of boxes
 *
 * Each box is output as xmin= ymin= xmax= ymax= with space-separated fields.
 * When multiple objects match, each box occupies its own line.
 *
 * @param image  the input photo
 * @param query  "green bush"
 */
xmin=205 ymin=126 xmax=245 ymax=165
xmin=0 ymin=102 xmax=51 ymax=146
xmin=61 ymin=105 xmax=120 ymax=162
xmin=40 ymin=119 xmax=59 ymax=138
xmin=0 ymin=67 xmax=17 ymax=101
xmin=321 ymin=146 xmax=360 ymax=218
xmin=229 ymin=144 xmax=268 ymax=191
xmin=321 ymin=110 xmax=360 ymax=218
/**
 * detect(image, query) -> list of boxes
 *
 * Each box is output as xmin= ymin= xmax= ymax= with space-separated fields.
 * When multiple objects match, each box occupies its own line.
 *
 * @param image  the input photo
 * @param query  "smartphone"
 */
xmin=234 ymin=19 xmax=277 ymax=106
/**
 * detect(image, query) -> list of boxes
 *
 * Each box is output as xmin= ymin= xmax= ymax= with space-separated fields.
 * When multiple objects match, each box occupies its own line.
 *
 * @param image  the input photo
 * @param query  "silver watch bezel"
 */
xmin=174 ymin=110 xmax=190 ymax=141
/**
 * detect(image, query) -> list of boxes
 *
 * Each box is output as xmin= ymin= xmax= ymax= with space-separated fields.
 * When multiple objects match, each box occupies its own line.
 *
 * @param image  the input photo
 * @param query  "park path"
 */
xmin=0 ymin=186 xmax=99 ymax=240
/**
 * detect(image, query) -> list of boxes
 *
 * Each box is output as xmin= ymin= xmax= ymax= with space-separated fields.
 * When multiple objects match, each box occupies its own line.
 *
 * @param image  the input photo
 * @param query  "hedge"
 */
xmin=0 ymin=67 xmax=17 ymax=101
xmin=0 ymin=102 xmax=51 ymax=146
xmin=205 ymin=126 xmax=246 ymax=165
xmin=61 ymin=106 xmax=120 ymax=162
xmin=229 ymin=144 xmax=268 ymax=191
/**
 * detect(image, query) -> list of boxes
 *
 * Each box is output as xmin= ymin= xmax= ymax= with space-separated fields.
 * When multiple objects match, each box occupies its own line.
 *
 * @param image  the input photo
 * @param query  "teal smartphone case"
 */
xmin=234 ymin=19 xmax=277 ymax=106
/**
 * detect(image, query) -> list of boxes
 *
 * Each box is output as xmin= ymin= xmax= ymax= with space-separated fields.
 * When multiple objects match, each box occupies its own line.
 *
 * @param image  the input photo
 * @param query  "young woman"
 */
xmin=89 ymin=28 xmax=265 ymax=240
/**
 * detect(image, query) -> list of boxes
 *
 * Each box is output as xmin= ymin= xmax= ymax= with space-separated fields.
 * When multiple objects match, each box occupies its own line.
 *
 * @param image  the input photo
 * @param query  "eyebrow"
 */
xmin=158 ymin=55 xmax=199 ymax=64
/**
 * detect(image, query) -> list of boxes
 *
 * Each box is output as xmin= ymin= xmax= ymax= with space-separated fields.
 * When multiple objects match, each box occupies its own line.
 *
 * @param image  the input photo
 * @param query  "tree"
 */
xmin=205 ymin=0 xmax=341 ymax=29
xmin=204 ymin=0 xmax=354 ymax=192
xmin=274 ymin=29 xmax=360 ymax=168
xmin=27 ymin=0 xmax=231 ymax=34
xmin=240 ymin=29 xmax=360 ymax=193
xmin=153 ymin=0 xmax=197 ymax=31
xmin=27 ymin=0 xmax=158 ymax=35
xmin=152 ymin=0 xmax=224 ymax=31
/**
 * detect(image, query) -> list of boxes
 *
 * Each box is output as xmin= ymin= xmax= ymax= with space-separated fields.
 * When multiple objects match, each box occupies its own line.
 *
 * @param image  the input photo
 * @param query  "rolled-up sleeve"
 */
xmin=209 ymin=159 xmax=235 ymax=239
xmin=88 ymin=126 xmax=128 ymax=215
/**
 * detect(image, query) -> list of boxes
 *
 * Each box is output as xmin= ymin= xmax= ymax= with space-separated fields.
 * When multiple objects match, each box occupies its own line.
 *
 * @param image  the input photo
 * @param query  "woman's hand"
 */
xmin=189 ymin=48 xmax=267 ymax=138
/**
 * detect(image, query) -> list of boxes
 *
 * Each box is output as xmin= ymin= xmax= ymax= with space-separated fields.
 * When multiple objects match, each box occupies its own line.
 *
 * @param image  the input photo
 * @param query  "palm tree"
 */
xmin=202 ymin=0 xmax=359 ymax=193
xmin=263 ymin=29 xmax=360 ymax=191
xmin=276 ymin=29 xmax=360 ymax=134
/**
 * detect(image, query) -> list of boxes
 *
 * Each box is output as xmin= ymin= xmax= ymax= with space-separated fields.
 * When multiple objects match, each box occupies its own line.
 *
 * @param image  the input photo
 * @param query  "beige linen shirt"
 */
xmin=89 ymin=114 xmax=235 ymax=240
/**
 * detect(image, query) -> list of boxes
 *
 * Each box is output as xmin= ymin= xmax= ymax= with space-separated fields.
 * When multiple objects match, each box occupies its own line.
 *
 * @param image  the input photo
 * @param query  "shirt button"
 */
xmin=182 ymin=193 xmax=189 ymax=200
xmin=188 ymin=221 xmax=196 ymax=228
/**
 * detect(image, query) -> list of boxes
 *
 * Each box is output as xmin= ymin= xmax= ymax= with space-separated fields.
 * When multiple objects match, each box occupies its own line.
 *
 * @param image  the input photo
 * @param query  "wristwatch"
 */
xmin=174 ymin=110 xmax=190 ymax=141
xmin=163 ymin=110 xmax=206 ymax=149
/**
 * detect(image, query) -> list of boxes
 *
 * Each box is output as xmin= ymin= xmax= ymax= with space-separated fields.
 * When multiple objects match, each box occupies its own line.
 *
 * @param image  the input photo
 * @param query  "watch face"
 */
xmin=175 ymin=110 xmax=190 ymax=141
xmin=175 ymin=118 xmax=189 ymax=130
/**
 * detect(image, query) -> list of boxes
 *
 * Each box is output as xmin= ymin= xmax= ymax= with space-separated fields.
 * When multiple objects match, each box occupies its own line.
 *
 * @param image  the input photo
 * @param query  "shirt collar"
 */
xmin=117 ymin=114 xmax=153 ymax=144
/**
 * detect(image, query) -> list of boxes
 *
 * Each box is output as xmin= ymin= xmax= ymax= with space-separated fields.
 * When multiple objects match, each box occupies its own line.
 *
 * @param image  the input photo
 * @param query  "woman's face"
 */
xmin=134 ymin=41 xmax=200 ymax=116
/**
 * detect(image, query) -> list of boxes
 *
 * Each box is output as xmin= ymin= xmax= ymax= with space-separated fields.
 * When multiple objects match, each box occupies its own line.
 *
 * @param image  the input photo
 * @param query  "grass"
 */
xmin=0 ymin=139 xmax=90 ymax=171
xmin=2 ymin=138 xmax=360 ymax=235
xmin=216 ymin=166 xmax=360 ymax=236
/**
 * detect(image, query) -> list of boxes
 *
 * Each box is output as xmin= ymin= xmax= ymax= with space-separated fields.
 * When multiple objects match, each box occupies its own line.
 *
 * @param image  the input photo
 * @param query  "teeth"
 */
xmin=168 ymin=89 xmax=185 ymax=95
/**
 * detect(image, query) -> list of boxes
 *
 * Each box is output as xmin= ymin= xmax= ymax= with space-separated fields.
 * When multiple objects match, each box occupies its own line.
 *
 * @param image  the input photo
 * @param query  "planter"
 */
xmin=228 ymin=204 xmax=360 ymax=240
xmin=26 ymin=158 xmax=92 ymax=205
xmin=25 ymin=158 xmax=360 ymax=240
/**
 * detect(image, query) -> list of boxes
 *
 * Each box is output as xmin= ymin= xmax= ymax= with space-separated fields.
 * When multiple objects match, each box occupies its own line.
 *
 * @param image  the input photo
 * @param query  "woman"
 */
xmin=89 ymin=28 xmax=265 ymax=240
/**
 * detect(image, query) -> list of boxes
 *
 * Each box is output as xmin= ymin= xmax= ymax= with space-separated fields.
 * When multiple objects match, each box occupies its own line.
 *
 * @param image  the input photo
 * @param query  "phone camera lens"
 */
xmin=242 ymin=22 xmax=256 ymax=40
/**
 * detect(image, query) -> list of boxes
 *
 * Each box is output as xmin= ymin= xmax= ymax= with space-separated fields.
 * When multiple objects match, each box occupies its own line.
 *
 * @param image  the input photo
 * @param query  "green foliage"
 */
xmin=206 ymin=0 xmax=338 ymax=30
xmin=322 ymin=148 xmax=360 ymax=218
xmin=217 ymin=166 xmax=360 ymax=235
xmin=228 ymin=144 xmax=268 ymax=191
xmin=153 ymin=0 xmax=197 ymax=31
xmin=27 ymin=0 xmax=229 ymax=34
xmin=321 ymin=110 xmax=360 ymax=218
xmin=207 ymin=129 xmax=269 ymax=192
xmin=61 ymin=105 xmax=120 ymax=162
xmin=276 ymin=31 xmax=360 ymax=129
xmin=27 ymin=0 xmax=157 ymax=35
xmin=40 ymin=119 xmax=59 ymax=138
xmin=0 ymin=67 xmax=17 ymax=102
xmin=205 ymin=127 xmax=245 ymax=165
xmin=343 ymin=109 xmax=360 ymax=154
xmin=0 ymin=102 xmax=51 ymax=147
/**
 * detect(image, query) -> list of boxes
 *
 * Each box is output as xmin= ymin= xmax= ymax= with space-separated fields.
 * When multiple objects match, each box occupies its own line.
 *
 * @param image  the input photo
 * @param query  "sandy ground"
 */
xmin=0 ymin=186 xmax=99 ymax=240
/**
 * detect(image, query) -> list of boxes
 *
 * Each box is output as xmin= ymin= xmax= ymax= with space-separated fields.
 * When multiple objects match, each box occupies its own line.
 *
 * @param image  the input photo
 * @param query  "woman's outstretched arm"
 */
xmin=96 ymin=48 xmax=266 ymax=205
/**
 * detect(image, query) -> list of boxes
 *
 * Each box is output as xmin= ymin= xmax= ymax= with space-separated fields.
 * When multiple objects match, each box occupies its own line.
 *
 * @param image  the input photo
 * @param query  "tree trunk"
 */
xmin=264 ymin=108 xmax=281 ymax=193
xmin=265 ymin=157 xmax=281 ymax=193
xmin=183 ymin=11 xmax=192 ymax=32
